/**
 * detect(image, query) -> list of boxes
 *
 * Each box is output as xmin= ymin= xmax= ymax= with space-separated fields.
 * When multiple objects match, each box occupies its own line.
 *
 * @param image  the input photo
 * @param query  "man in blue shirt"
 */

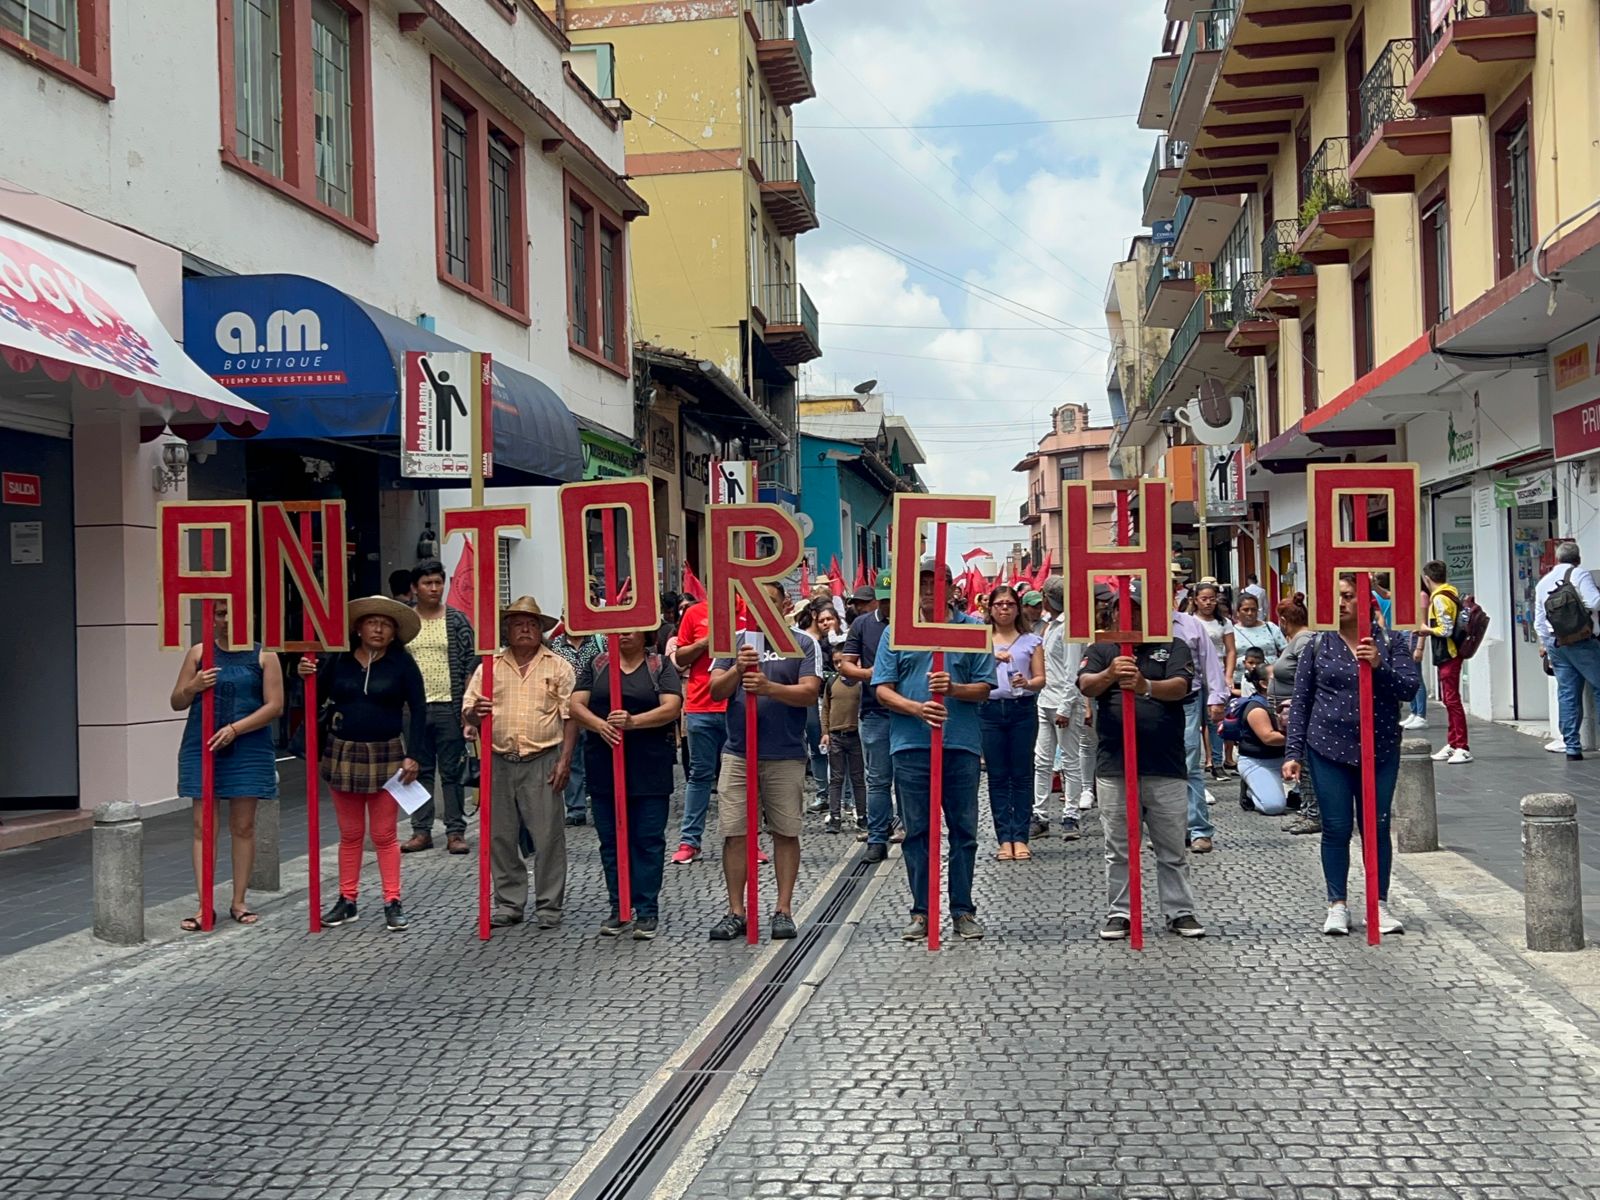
xmin=839 ymin=569 xmax=897 ymax=860
xmin=873 ymin=557 xmax=997 ymax=942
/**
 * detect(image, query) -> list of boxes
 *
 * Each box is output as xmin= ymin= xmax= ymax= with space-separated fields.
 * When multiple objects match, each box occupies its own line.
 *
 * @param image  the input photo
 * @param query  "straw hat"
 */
xmin=501 ymin=595 xmax=559 ymax=633
xmin=348 ymin=595 xmax=422 ymax=645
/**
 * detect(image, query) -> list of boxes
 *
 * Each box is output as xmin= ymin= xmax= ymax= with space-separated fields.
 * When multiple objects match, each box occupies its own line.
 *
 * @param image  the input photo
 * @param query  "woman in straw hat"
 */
xmin=297 ymin=596 xmax=425 ymax=932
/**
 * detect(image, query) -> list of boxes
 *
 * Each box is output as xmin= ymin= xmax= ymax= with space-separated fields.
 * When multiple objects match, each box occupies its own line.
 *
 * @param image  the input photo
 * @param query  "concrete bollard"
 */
xmin=247 ymin=794 xmax=281 ymax=892
xmin=93 ymin=801 xmax=144 ymax=946
xmin=1521 ymin=792 xmax=1586 ymax=952
xmin=1394 ymin=736 xmax=1439 ymax=853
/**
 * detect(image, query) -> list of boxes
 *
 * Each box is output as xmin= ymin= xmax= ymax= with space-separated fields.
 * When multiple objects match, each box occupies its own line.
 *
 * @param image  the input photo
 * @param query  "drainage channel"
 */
xmin=569 ymin=849 xmax=879 ymax=1200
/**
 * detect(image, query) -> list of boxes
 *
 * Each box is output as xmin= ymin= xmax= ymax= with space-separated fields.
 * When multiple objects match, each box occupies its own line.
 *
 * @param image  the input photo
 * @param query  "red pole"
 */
xmin=603 ymin=510 xmax=632 ymax=923
xmin=199 ymin=530 xmax=217 ymax=932
xmin=1352 ymin=502 xmax=1380 ymax=945
xmin=478 ymin=654 xmax=495 ymax=941
xmin=301 ymin=510 xmax=322 ymax=934
xmin=744 ymin=530 xmax=760 ymax=945
xmin=928 ymin=524 xmax=948 ymax=952
xmin=1116 ymin=490 xmax=1144 ymax=951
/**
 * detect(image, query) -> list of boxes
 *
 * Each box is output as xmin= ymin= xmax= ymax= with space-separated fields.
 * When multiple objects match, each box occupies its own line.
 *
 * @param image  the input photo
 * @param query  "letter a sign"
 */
xmin=401 ymin=351 xmax=492 ymax=480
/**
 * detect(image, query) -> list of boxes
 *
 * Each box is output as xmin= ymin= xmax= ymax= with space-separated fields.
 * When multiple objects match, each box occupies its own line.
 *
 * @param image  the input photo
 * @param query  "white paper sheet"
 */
xmin=383 ymin=770 xmax=432 ymax=815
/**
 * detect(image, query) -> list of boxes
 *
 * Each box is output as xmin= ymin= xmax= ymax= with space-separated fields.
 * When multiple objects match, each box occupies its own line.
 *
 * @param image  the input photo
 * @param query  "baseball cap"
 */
xmin=918 ymin=555 xmax=954 ymax=581
xmin=1094 ymin=579 xmax=1144 ymax=606
xmin=874 ymin=569 xmax=893 ymax=599
xmin=1022 ymin=590 xmax=1044 ymax=606
xmin=850 ymin=584 xmax=876 ymax=602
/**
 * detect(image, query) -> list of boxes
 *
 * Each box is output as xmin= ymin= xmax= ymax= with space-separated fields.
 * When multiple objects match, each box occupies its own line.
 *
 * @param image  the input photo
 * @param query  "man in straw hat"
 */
xmin=463 ymin=597 xmax=577 ymax=929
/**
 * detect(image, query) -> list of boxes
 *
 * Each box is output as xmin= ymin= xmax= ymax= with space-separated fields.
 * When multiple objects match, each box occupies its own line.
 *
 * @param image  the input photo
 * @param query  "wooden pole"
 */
xmin=1353 ymin=500 xmax=1381 ymax=946
xmin=471 ymin=353 xmax=493 ymax=943
xmin=744 ymin=529 xmax=760 ymax=945
xmin=1116 ymin=490 xmax=1144 ymax=952
xmin=603 ymin=510 xmax=633 ymax=923
xmin=928 ymin=524 xmax=948 ymax=952
xmin=199 ymin=530 xmax=216 ymax=932
xmin=301 ymin=508 xmax=322 ymax=934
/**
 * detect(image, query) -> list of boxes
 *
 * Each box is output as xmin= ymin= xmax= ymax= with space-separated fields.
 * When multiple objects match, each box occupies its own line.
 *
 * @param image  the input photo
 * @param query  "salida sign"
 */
xmin=2 ymin=472 xmax=41 ymax=506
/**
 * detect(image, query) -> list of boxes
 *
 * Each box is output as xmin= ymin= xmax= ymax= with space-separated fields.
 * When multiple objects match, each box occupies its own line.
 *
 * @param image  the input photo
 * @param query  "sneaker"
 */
xmin=1446 ymin=747 xmax=1473 ymax=765
xmin=1168 ymin=914 xmax=1205 ymax=938
xmin=1079 ymin=789 xmax=1096 ymax=811
xmin=954 ymin=914 xmax=985 ymax=940
xmin=1323 ymin=904 xmax=1351 ymax=936
xmin=1399 ymin=713 xmax=1425 ymax=729
xmin=770 ymin=911 xmax=797 ymax=940
xmin=1376 ymin=903 xmax=1404 ymax=935
xmin=322 ymin=896 xmax=358 ymax=926
xmin=824 ymin=817 xmax=840 ymax=834
xmin=1285 ymin=815 xmax=1322 ymax=835
xmin=564 ymin=813 xmax=587 ymax=827
xmin=806 ymin=796 xmax=828 ymax=814
xmin=901 ymin=914 xmax=928 ymax=941
xmin=1059 ymin=816 xmax=1081 ymax=841
xmin=1029 ymin=816 xmax=1050 ymax=839
xmin=1546 ymin=738 xmax=1567 ymax=753
xmin=1099 ymin=915 xmax=1131 ymax=941
xmin=1570 ymin=752 xmax=1585 ymax=762
xmin=1206 ymin=789 xmax=1218 ymax=806
xmin=632 ymin=916 xmax=660 ymax=940
xmin=1190 ymin=836 xmax=1214 ymax=854
xmin=1429 ymin=746 xmax=1453 ymax=761
xmin=756 ymin=847 xmax=771 ymax=866
xmin=671 ymin=843 xmax=701 ymax=865
xmin=599 ymin=915 xmax=631 ymax=937
xmin=708 ymin=912 xmax=747 ymax=942
xmin=384 ymin=900 xmax=408 ymax=932
xmin=864 ymin=842 xmax=889 ymax=863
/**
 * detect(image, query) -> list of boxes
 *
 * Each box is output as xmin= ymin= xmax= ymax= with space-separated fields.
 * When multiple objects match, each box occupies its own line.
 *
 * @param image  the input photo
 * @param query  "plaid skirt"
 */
xmin=321 ymin=735 xmax=407 ymax=794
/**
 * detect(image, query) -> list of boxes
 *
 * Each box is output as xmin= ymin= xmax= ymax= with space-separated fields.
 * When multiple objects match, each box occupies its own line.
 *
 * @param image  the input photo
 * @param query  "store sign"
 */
xmin=1151 ymin=220 xmax=1175 ymax=246
xmin=1549 ymin=314 xmax=1600 ymax=461
xmin=1204 ymin=444 xmax=1248 ymax=519
xmin=581 ymin=430 xmax=637 ymax=481
xmin=1495 ymin=471 xmax=1554 ymax=508
xmin=2 ymin=472 xmax=41 ymax=506
xmin=211 ymin=305 xmax=345 ymax=387
xmin=712 ymin=459 xmax=755 ymax=505
xmin=400 ymin=351 xmax=492 ymax=479
xmin=647 ymin=413 xmax=676 ymax=472
xmin=1446 ymin=406 xmax=1478 ymax=471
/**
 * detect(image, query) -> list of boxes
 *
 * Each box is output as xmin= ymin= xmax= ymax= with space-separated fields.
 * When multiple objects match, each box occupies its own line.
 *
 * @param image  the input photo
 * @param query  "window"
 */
xmin=1059 ymin=454 xmax=1083 ymax=482
xmin=1266 ymin=359 xmax=1281 ymax=441
xmin=1491 ymin=82 xmax=1535 ymax=281
xmin=219 ymin=0 xmax=373 ymax=237
xmin=1505 ymin=121 xmax=1534 ymax=269
xmin=497 ymin=538 xmax=514 ymax=610
xmin=1302 ymin=320 xmax=1319 ymax=414
xmin=0 ymin=0 xmax=110 ymax=97
xmin=566 ymin=174 xmax=629 ymax=375
xmin=1353 ymin=265 xmax=1374 ymax=378
xmin=432 ymin=60 xmax=528 ymax=321
xmin=1420 ymin=186 xmax=1451 ymax=326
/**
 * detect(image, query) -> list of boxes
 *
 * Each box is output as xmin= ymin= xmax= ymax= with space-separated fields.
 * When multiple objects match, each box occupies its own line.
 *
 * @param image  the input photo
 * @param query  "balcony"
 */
xmin=1294 ymin=137 xmax=1374 ymax=265
xmin=1225 ymin=271 xmax=1280 ymax=358
xmin=758 ymin=139 xmax=818 ymax=236
xmin=1202 ymin=0 xmax=1347 ymax=123
xmin=747 ymin=1 xmax=815 ymax=108
xmin=1021 ymin=495 xmax=1042 ymax=525
xmin=1350 ymin=39 xmax=1452 ymax=192
xmin=1138 ymin=54 xmax=1181 ymax=130
xmin=1172 ymin=189 xmax=1245 ymax=268
xmin=1254 ymin=218 xmax=1315 ymax=313
xmin=1144 ymin=288 xmax=1242 ymax=413
xmin=1142 ymin=136 xmax=1189 ymax=226
xmin=1170 ymin=5 xmax=1236 ymax=140
xmin=1411 ymin=0 xmax=1536 ymax=103
xmin=1145 ymin=257 xmax=1198 ymax=329
xmin=756 ymin=282 xmax=821 ymax=365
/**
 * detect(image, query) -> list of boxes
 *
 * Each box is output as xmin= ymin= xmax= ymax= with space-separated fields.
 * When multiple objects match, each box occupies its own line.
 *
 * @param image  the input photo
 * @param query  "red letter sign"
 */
xmin=442 ymin=505 xmax=532 ymax=654
xmin=1305 ymin=463 xmax=1422 ymax=630
xmin=707 ymin=504 xmax=804 ymax=657
xmin=158 ymin=500 xmax=253 ymax=650
xmin=1061 ymin=479 xmax=1173 ymax=643
xmin=557 ymin=479 xmax=661 ymax=635
xmin=887 ymin=494 xmax=995 ymax=653
xmin=259 ymin=501 xmax=348 ymax=651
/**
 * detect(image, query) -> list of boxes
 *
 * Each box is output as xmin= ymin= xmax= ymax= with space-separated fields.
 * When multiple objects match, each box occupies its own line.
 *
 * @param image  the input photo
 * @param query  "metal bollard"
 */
xmin=248 ymin=793 xmax=281 ymax=892
xmin=93 ymin=801 xmax=144 ymax=946
xmin=1394 ymin=736 xmax=1439 ymax=853
xmin=1521 ymin=792 xmax=1585 ymax=952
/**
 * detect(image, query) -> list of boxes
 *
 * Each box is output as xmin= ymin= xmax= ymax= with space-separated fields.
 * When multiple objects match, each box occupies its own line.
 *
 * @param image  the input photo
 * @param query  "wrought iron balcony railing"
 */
xmin=1301 ymin=136 xmax=1369 ymax=222
xmin=1142 ymin=135 xmax=1189 ymax=214
xmin=1358 ymin=39 xmax=1420 ymax=150
xmin=1231 ymin=271 xmax=1273 ymax=323
xmin=1172 ymin=3 xmax=1236 ymax=113
xmin=1262 ymin=219 xmax=1311 ymax=278
xmin=1146 ymin=287 xmax=1232 ymax=406
xmin=1416 ymin=0 xmax=1531 ymax=57
xmin=760 ymin=139 xmax=815 ymax=206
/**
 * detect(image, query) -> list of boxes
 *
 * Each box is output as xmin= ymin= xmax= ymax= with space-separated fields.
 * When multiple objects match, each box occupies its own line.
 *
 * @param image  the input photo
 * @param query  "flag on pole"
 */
xmin=829 ymin=556 xmax=845 ymax=598
xmin=682 ymin=563 xmax=706 ymax=602
xmin=448 ymin=541 xmax=475 ymax=616
xmin=853 ymin=558 xmax=868 ymax=591
xmin=1031 ymin=549 xmax=1053 ymax=587
xmin=961 ymin=547 xmax=990 ymax=562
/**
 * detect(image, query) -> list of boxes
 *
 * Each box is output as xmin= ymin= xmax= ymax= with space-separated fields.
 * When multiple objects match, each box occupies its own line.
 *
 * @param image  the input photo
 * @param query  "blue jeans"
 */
xmin=563 ymin=744 xmax=588 ymax=820
xmin=893 ymin=748 xmax=981 ymax=918
xmin=678 ymin=711 xmax=727 ymax=849
xmin=1410 ymin=681 xmax=1427 ymax=719
xmin=1183 ymin=692 xmax=1214 ymax=840
xmin=591 ymin=786 xmax=669 ymax=919
xmin=805 ymin=703 xmax=828 ymax=799
xmin=1309 ymin=748 xmax=1399 ymax=904
xmin=859 ymin=711 xmax=896 ymax=844
xmin=979 ymin=697 xmax=1037 ymax=843
xmin=1550 ymin=635 xmax=1600 ymax=753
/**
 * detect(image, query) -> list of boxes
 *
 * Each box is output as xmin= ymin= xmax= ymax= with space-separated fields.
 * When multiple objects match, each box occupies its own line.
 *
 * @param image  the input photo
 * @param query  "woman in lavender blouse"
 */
xmin=982 ymin=585 xmax=1045 ymax=861
xmin=1283 ymin=575 xmax=1421 ymax=937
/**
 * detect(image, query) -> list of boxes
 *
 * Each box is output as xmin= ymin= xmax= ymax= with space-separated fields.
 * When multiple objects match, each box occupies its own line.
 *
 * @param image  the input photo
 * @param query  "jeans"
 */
xmin=980 ymin=696 xmax=1037 ymax=843
xmin=859 ymin=711 xmax=896 ymax=844
xmin=1438 ymin=655 xmax=1467 ymax=749
xmin=563 ymin=747 xmax=589 ymax=821
xmin=1096 ymin=773 xmax=1195 ymax=921
xmin=411 ymin=702 xmax=467 ymax=836
xmin=678 ymin=711 xmax=727 ymax=850
xmin=827 ymin=728 xmax=866 ymax=822
xmin=1238 ymin=755 xmax=1288 ymax=814
xmin=894 ymin=748 xmax=981 ymax=918
xmin=592 ymin=786 xmax=670 ymax=919
xmin=1550 ymin=635 xmax=1600 ymax=753
xmin=1410 ymin=681 xmax=1427 ymax=719
xmin=1309 ymin=748 xmax=1399 ymax=904
xmin=805 ymin=703 xmax=828 ymax=799
xmin=1033 ymin=702 xmax=1090 ymax=821
xmin=1184 ymin=693 xmax=1215 ymax=840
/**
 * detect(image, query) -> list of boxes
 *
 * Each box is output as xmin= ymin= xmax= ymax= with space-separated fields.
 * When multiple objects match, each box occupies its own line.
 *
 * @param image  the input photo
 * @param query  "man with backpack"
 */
xmin=1422 ymin=560 xmax=1472 ymax=765
xmin=1535 ymin=542 xmax=1600 ymax=761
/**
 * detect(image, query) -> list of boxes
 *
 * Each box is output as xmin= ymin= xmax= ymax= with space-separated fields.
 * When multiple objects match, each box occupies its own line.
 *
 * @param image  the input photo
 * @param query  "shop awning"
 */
xmin=0 ymin=218 xmax=268 ymax=431
xmin=183 ymin=274 xmax=583 ymax=483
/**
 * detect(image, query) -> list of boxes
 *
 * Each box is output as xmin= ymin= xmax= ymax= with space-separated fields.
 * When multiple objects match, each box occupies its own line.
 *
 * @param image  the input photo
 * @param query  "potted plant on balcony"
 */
xmin=1194 ymin=270 xmax=1214 ymax=290
xmin=1271 ymin=247 xmax=1305 ymax=276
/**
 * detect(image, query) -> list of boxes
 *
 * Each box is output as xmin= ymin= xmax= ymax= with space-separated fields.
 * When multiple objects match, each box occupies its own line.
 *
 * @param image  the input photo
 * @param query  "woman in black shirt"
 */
xmin=571 ymin=626 xmax=684 ymax=939
xmin=297 ymin=596 xmax=426 ymax=932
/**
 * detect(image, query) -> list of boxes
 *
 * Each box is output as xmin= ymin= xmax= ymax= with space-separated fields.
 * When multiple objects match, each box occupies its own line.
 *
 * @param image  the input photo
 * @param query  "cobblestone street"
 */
xmin=5 ymin=788 xmax=1600 ymax=1199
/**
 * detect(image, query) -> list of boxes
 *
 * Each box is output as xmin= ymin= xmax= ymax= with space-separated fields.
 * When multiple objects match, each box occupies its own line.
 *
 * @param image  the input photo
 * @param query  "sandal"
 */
xmin=228 ymin=906 xmax=259 ymax=925
xmin=1014 ymin=843 xmax=1033 ymax=861
xmin=996 ymin=842 xmax=1015 ymax=861
xmin=180 ymin=915 xmax=204 ymax=932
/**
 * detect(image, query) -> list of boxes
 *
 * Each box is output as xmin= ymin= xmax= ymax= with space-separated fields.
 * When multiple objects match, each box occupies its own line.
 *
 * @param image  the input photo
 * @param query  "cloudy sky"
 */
xmin=794 ymin=0 xmax=1162 ymax=551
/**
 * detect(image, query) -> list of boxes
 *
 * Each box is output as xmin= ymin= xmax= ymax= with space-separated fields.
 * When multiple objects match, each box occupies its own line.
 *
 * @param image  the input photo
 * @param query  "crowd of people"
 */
xmin=168 ymin=549 xmax=1561 ymax=942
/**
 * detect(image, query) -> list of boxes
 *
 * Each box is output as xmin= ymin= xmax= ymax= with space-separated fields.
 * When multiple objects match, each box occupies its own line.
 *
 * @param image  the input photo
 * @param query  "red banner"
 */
xmin=886 ymin=494 xmax=995 ymax=653
xmin=1060 ymin=480 xmax=1173 ymax=644
xmin=706 ymin=504 xmax=804 ymax=657
xmin=157 ymin=501 xmax=254 ymax=650
xmin=442 ymin=505 xmax=532 ymax=653
xmin=557 ymin=479 xmax=661 ymax=635
xmin=1305 ymin=464 xmax=1422 ymax=630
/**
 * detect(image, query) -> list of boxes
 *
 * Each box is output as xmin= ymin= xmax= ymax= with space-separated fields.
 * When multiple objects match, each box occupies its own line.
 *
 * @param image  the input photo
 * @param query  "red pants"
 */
xmin=331 ymin=789 xmax=401 ymax=903
xmin=1438 ymin=656 xmax=1468 ymax=749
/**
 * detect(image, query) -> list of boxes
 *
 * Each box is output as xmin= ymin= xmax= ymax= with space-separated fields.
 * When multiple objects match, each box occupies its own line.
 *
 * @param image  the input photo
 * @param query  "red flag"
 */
xmin=1031 ymin=549 xmax=1053 ymax=587
xmin=961 ymin=547 xmax=991 ymax=563
xmin=829 ymin=556 xmax=845 ymax=598
xmin=853 ymin=558 xmax=868 ymax=591
xmin=681 ymin=562 xmax=706 ymax=602
xmin=447 ymin=540 xmax=476 ymax=617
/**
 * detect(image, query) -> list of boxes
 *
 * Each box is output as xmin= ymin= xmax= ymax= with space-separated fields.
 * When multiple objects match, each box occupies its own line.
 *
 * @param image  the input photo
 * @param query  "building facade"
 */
xmin=1013 ymin=403 xmax=1116 ymax=573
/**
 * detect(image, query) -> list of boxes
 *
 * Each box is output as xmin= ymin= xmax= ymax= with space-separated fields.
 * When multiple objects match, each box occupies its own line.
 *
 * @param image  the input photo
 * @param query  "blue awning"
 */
xmin=182 ymin=274 xmax=582 ymax=484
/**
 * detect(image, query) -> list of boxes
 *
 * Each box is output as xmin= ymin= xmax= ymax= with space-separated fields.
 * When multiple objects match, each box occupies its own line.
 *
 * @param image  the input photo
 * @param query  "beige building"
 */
xmin=1013 ymin=404 xmax=1116 ymax=573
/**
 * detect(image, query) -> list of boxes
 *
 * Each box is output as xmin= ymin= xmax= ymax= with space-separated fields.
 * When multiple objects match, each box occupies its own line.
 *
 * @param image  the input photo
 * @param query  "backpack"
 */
xmin=1544 ymin=568 xmax=1592 ymax=644
xmin=1453 ymin=595 xmax=1492 ymax=660
xmin=592 ymin=651 xmax=669 ymax=693
xmin=1220 ymin=694 xmax=1268 ymax=743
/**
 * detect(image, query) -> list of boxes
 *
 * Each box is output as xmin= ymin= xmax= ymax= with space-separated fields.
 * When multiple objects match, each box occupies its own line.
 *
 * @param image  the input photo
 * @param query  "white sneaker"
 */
xmin=1204 ymin=788 xmax=1218 ymax=806
xmin=1400 ymin=714 xmax=1426 ymax=729
xmin=1429 ymin=746 xmax=1453 ymax=761
xmin=1376 ymin=902 xmax=1404 ymax=935
xmin=1546 ymin=739 xmax=1567 ymax=753
xmin=1079 ymin=789 xmax=1096 ymax=811
xmin=1323 ymin=904 xmax=1351 ymax=936
xmin=1446 ymin=748 xmax=1473 ymax=765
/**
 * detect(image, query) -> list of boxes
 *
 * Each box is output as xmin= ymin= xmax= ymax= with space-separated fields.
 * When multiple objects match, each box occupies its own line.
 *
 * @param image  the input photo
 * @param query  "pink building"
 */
xmin=1013 ymin=404 xmax=1116 ymax=574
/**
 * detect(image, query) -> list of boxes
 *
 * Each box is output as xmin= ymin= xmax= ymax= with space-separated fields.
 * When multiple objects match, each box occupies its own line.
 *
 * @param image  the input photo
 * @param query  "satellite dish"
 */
xmin=853 ymin=379 xmax=878 ymax=394
xmin=797 ymin=512 xmax=816 ymax=538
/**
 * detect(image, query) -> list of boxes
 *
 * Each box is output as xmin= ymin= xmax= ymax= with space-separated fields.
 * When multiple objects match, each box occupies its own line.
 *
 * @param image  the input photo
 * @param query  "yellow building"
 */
xmin=1123 ymin=0 xmax=1600 ymax=725
xmin=546 ymin=0 xmax=821 ymax=502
